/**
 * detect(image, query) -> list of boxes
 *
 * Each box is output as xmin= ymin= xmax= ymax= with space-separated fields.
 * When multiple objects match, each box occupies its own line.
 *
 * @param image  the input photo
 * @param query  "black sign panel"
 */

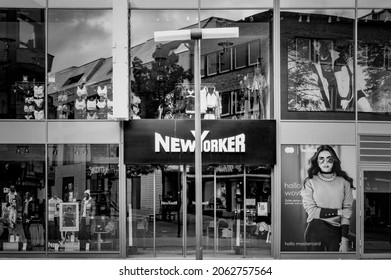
xmin=124 ymin=120 xmax=276 ymax=165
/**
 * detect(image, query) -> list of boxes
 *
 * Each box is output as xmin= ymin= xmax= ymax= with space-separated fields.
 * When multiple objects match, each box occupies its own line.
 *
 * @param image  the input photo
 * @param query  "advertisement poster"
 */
xmin=281 ymin=144 xmax=356 ymax=252
xmin=287 ymin=37 xmax=391 ymax=113
xmin=59 ymin=202 xmax=79 ymax=232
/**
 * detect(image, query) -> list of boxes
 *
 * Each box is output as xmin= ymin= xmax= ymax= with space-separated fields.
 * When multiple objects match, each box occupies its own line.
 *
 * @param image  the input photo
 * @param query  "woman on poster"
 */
xmin=301 ymin=145 xmax=354 ymax=252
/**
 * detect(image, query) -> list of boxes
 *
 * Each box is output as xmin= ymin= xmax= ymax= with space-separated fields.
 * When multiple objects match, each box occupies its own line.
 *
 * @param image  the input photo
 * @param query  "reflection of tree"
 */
xmin=287 ymin=39 xmax=325 ymax=111
xmin=131 ymin=46 xmax=192 ymax=119
xmin=359 ymin=44 xmax=391 ymax=112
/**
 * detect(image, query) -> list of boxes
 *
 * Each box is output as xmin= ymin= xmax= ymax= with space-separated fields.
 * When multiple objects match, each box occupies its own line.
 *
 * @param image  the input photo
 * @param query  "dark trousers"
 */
xmin=48 ymin=217 xmax=60 ymax=242
xmin=79 ymin=218 xmax=91 ymax=250
xmin=304 ymin=219 xmax=341 ymax=251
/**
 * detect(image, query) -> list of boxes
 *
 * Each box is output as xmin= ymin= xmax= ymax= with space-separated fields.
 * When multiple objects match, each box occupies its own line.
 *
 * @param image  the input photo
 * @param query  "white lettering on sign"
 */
xmin=155 ymin=131 xmax=245 ymax=153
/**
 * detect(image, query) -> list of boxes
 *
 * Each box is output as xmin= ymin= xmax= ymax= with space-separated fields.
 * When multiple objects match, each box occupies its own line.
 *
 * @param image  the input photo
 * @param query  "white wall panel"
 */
xmin=358 ymin=123 xmax=391 ymax=135
xmin=48 ymin=122 xmax=120 ymax=143
xmin=0 ymin=122 xmax=46 ymax=143
xmin=280 ymin=122 xmax=356 ymax=145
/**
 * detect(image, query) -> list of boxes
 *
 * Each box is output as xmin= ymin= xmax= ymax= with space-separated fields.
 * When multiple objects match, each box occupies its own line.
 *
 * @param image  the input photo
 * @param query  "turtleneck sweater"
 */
xmin=301 ymin=175 xmax=353 ymax=227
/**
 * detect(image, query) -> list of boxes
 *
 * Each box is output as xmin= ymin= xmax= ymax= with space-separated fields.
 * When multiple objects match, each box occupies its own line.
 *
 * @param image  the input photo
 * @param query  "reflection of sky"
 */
xmin=48 ymin=7 xmax=380 ymax=72
xmin=48 ymin=10 xmax=112 ymax=73
xmin=131 ymin=10 xmax=261 ymax=47
xmin=130 ymin=8 xmax=377 ymax=47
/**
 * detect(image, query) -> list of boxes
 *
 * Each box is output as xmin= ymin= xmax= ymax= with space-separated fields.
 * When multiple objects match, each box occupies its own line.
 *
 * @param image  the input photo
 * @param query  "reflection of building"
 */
xmin=47 ymin=57 xmax=113 ymax=119
xmin=1 ymin=1 xmax=391 ymax=261
xmin=131 ymin=15 xmax=271 ymax=120
xmin=0 ymin=9 xmax=53 ymax=119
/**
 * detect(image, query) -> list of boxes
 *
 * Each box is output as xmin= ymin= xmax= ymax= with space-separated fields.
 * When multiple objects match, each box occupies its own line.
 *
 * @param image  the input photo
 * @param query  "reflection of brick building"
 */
xmin=0 ymin=9 xmax=53 ymax=119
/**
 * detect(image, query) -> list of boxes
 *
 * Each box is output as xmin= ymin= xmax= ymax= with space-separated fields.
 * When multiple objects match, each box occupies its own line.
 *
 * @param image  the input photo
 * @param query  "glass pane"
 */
xmin=0 ymin=144 xmax=45 ymax=252
xmin=126 ymin=165 xmax=183 ymax=258
xmin=0 ymin=9 xmax=45 ymax=119
xmin=244 ymin=166 xmax=272 ymax=257
xmin=47 ymin=144 xmax=119 ymax=252
xmin=130 ymin=9 xmax=272 ymax=120
xmin=47 ymin=10 xmax=113 ymax=120
xmin=201 ymin=9 xmax=272 ymax=120
xmin=126 ymin=166 xmax=155 ymax=257
xmin=130 ymin=10 xmax=197 ymax=120
xmin=363 ymin=170 xmax=391 ymax=254
xmin=358 ymin=9 xmax=391 ymax=119
xmin=282 ymin=9 xmax=355 ymax=119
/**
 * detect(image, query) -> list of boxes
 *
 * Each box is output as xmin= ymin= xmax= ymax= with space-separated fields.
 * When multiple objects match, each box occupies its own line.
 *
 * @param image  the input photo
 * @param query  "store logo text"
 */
xmin=155 ymin=131 xmax=245 ymax=153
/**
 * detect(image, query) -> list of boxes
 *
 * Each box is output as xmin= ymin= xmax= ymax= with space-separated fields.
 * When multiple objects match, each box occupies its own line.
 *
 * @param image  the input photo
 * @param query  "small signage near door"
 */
xmin=124 ymin=120 xmax=276 ymax=165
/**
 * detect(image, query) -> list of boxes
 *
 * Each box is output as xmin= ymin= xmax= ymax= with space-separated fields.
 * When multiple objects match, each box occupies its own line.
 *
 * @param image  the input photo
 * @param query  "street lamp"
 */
xmin=154 ymin=27 xmax=239 ymax=260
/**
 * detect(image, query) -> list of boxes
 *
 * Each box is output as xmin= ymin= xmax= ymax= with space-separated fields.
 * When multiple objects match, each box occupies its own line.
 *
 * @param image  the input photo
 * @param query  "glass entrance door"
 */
xmin=126 ymin=164 xmax=272 ymax=258
xmin=186 ymin=165 xmax=272 ymax=258
xmin=361 ymin=168 xmax=391 ymax=257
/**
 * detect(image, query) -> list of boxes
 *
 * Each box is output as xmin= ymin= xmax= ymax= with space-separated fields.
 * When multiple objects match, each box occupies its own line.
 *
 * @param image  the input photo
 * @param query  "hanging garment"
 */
xmin=77 ymin=85 xmax=88 ymax=99
xmin=75 ymin=99 xmax=86 ymax=110
xmin=24 ymin=105 xmax=35 ymax=113
xmin=57 ymin=104 xmax=67 ymax=112
xmin=97 ymin=85 xmax=108 ymax=99
xmin=87 ymin=111 xmax=98 ymax=120
xmin=106 ymin=99 xmax=114 ymax=110
xmin=96 ymin=99 xmax=107 ymax=109
xmin=86 ymin=99 xmax=97 ymax=111
xmin=200 ymin=87 xmax=207 ymax=114
xmin=33 ymin=85 xmax=44 ymax=98
xmin=34 ymin=110 xmax=44 ymax=120
xmin=25 ymin=96 xmax=34 ymax=104
xmin=185 ymin=89 xmax=195 ymax=114
xmin=34 ymin=98 xmax=44 ymax=108
xmin=58 ymin=94 xmax=68 ymax=103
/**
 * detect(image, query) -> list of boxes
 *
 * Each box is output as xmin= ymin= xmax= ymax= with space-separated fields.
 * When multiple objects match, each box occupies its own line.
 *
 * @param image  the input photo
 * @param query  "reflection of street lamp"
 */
xmin=154 ymin=27 xmax=238 ymax=260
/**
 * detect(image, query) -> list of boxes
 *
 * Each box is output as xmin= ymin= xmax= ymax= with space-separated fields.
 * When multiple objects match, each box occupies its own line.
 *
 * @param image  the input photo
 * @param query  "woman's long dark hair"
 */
xmin=304 ymin=145 xmax=354 ymax=189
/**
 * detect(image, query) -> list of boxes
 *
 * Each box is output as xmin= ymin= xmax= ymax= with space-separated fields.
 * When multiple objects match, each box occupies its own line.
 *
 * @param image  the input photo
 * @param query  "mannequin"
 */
xmin=79 ymin=189 xmax=96 ymax=250
xmin=48 ymin=194 xmax=63 ymax=242
xmin=6 ymin=185 xmax=21 ymax=211
xmin=64 ymin=183 xmax=74 ymax=202
xmin=22 ymin=192 xmax=34 ymax=250
xmin=204 ymin=86 xmax=220 ymax=119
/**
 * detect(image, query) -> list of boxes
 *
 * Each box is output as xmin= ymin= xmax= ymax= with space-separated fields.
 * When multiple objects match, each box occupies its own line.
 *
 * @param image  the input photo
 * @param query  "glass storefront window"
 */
xmin=126 ymin=164 xmax=272 ymax=258
xmin=0 ymin=144 xmax=45 ymax=252
xmin=47 ymin=144 xmax=119 ymax=252
xmin=47 ymin=10 xmax=113 ymax=120
xmin=281 ymin=9 xmax=355 ymax=120
xmin=0 ymin=9 xmax=45 ymax=120
xmin=130 ymin=9 xmax=272 ymax=120
xmin=358 ymin=9 xmax=391 ymax=121
xmin=362 ymin=170 xmax=391 ymax=254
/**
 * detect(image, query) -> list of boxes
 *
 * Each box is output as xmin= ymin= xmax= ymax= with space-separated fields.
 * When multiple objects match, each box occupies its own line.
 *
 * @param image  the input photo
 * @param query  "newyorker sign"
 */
xmin=124 ymin=120 xmax=276 ymax=165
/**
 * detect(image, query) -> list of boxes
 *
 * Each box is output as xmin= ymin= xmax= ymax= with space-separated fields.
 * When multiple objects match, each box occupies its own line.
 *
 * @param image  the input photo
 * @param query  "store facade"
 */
xmin=0 ymin=0 xmax=391 ymax=259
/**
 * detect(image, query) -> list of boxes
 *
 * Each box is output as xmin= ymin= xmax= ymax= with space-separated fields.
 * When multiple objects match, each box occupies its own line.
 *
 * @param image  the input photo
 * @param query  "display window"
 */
xmin=0 ymin=144 xmax=45 ymax=252
xmin=47 ymin=144 xmax=119 ymax=252
xmin=130 ymin=9 xmax=271 ymax=120
xmin=281 ymin=9 xmax=355 ymax=120
xmin=0 ymin=9 xmax=46 ymax=120
xmin=280 ymin=144 xmax=357 ymax=253
xmin=47 ymin=9 xmax=113 ymax=120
